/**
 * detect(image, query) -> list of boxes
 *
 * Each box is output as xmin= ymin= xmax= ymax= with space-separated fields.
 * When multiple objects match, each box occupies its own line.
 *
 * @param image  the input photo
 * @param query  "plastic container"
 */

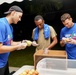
xmin=13 ymin=65 xmax=34 ymax=75
xmin=36 ymin=58 xmax=76 ymax=75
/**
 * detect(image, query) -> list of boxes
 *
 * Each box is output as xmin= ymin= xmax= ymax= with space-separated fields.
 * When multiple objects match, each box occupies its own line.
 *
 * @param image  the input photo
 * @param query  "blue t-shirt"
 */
xmin=60 ymin=23 xmax=76 ymax=59
xmin=0 ymin=17 xmax=13 ymax=68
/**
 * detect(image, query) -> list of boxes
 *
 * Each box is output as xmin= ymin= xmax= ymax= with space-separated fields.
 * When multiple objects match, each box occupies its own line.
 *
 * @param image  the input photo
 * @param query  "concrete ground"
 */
xmin=9 ymin=67 xmax=20 ymax=72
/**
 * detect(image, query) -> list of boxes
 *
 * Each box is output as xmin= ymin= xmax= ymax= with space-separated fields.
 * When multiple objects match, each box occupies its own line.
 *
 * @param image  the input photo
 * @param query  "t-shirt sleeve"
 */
xmin=10 ymin=25 xmax=13 ymax=40
xmin=32 ymin=28 xmax=35 ymax=40
xmin=0 ymin=22 xmax=5 ymax=43
xmin=60 ymin=29 xmax=64 ymax=40
xmin=50 ymin=26 xmax=57 ymax=38
xmin=0 ymin=30 xmax=3 ymax=43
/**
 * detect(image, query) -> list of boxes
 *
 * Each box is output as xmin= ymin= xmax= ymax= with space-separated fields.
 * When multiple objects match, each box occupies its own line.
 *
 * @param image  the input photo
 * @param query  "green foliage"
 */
xmin=24 ymin=0 xmax=63 ymax=15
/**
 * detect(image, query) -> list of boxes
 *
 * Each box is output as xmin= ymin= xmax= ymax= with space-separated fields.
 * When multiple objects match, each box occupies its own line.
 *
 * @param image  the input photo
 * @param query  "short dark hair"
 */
xmin=34 ymin=15 xmax=44 ymax=21
xmin=4 ymin=5 xmax=23 ymax=14
xmin=61 ymin=13 xmax=71 ymax=22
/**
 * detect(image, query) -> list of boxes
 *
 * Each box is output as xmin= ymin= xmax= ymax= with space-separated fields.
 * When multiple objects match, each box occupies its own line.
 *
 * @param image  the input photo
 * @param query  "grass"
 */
xmin=8 ymin=43 xmax=64 ymax=67
xmin=8 ymin=46 xmax=36 ymax=67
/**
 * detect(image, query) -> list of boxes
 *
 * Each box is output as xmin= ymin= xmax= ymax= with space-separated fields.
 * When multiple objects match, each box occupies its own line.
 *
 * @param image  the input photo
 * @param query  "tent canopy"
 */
xmin=0 ymin=0 xmax=23 ymax=5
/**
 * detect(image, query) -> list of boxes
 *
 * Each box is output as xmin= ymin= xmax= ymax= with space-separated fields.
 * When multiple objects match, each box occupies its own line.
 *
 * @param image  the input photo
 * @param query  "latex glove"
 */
xmin=43 ymin=48 xmax=48 ymax=54
xmin=32 ymin=41 xmax=39 ymax=46
xmin=67 ymin=39 xmax=76 ymax=44
xmin=22 ymin=40 xmax=32 ymax=46
xmin=17 ymin=43 xmax=27 ymax=50
xmin=62 ymin=37 xmax=67 ymax=44
xmin=22 ymin=40 xmax=26 ymax=43
xmin=62 ymin=37 xmax=70 ymax=43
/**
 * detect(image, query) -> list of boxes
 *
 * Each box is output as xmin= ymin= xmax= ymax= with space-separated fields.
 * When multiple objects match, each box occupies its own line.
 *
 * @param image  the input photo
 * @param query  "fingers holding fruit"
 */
xmin=67 ymin=39 xmax=76 ymax=44
xmin=62 ymin=37 xmax=70 ymax=43
xmin=22 ymin=40 xmax=39 ymax=47
xmin=62 ymin=37 xmax=67 ymax=44
xmin=22 ymin=40 xmax=32 ymax=46
xmin=62 ymin=37 xmax=76 ymax=44
xmin=65 ymin=38 xmax=71 ymax=42
xmin=17 ymin=43 xmax=27 ymax=50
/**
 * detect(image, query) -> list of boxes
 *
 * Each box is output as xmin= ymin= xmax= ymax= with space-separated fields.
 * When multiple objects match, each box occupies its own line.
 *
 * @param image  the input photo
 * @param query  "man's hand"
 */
xmin=60 ymin=37 xmax=67 ymax=47
xmin=17 ymin=43 xmax=27 ymax=50
xmin=43 ymin=48 xmax=49 ymax=54
xmin=22 ymin=40 xmax=32 ymax=46
xmin=67 ymin=39 xmax=76 ymax=44
xmin=32 ymin=41 xmax=39 ymax=46
xmin=62 ymin=37 xmax=68 ymax=43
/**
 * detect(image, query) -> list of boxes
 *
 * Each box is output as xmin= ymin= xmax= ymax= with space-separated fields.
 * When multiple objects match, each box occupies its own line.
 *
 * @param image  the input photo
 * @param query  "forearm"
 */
xmin=0 ymin=45 xmax=18 ymax=54
xmin=47 ymin=40 xmax=58 ymax=49
xmin=11 ymin=41 xmax=21 ymax=46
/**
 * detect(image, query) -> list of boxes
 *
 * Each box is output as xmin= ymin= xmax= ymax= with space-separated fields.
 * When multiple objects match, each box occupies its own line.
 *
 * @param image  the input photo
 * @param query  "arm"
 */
xmin=47 ymin=26 xmax=58 ymax=49
xmin=11 ymin=40 xmax=21 ymax=46
xmin=0 ymin=40 xmax=27 ymax=54
xmin=32 ymin=28 xmax=35 ymax=40
xmin=0 ymin=42 xmax=19 ymax=54
xmin=60 ymin=28 xmax=66 ymax=47
xmin=0 ymin=23 xmax=27 ymax=53
xmin=47 ymin=36 xmax=58 ymax=49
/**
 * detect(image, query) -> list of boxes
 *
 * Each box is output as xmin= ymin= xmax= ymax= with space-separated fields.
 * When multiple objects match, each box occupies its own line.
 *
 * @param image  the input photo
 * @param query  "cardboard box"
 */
xmin=34 ymin=50 xmax=67 ymax=69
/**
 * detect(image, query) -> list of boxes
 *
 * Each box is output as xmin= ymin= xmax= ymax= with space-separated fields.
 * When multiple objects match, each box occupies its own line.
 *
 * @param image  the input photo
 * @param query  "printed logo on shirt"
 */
xmin=5 ymin=34 xmax=12 ymax=45
xmin=65 ymin=33 xmax=76 ymax=40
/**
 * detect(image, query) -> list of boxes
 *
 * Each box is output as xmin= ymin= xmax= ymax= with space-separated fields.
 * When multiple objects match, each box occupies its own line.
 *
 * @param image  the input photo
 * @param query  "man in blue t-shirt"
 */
xmin=0 ymin=5 xmax=27 ymax=75
xmin=60 ymin=13 xmax=76 ymax=59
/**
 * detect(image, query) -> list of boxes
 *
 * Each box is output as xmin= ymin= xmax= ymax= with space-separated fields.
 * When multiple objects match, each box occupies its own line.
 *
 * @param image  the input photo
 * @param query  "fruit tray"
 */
xmin=13 ymin=65 xmax=34 ymax=75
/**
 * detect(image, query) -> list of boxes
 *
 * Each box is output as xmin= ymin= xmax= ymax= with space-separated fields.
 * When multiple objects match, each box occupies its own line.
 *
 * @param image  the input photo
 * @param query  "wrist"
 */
xmin=60 ymin=41 xmax=65 ymax=47
xmin=73 ymin=41 xmax=76 ymax=44
xmin=18 ymin=41 xmax=22 ymax=45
